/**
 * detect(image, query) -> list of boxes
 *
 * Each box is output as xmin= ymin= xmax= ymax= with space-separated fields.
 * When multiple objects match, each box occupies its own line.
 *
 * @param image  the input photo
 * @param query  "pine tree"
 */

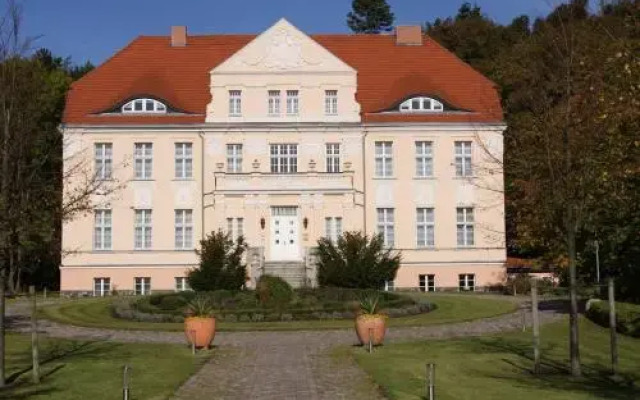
xmin=347 ymin=0 xmax=395 ymax=34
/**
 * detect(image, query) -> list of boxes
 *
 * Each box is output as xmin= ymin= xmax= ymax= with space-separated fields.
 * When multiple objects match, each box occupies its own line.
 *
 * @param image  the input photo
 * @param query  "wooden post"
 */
xmin=368 ymin=328 xmax=373 ymax=353
xmin=608 ymin=278 xmax=618 ymax=377
xmin=531 ymin=279 xmax=540 ymax=374
xmin=30 ymin=286 xmax=40 ymax=384
xmin=426 ymin=363 xmax=435 ymax=400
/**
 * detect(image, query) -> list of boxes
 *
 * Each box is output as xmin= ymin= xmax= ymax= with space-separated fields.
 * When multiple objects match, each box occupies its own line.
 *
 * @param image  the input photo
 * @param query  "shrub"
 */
xmin=188 ymin=230 xmax=248 ymax=291
xmin=503 ymin=274 xmax=556 ymax=295
xmin=586 ymin=300 xmax=640 ymax=337
xmin=256 ymin=275 xmax=294 ymax=309
xmin=316 ymin=231 xmax=401 ymax=289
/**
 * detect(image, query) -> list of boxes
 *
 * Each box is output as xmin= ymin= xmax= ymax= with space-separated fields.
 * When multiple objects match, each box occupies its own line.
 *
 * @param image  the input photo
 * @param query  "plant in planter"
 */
xmin=184 ymin=296 xmax=216 ymax=349
xmin=355 ymin=294 xmax=387 ymax=346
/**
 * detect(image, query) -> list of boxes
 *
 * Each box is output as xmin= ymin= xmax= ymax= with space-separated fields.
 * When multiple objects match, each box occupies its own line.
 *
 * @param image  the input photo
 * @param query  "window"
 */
xmin=134 ymin=143 xmax=153 ymax=179
xmin=377 ymin=208 xmax=395 ymax=247
xmin=226 ymin=217 xmax=244 ymax=240
xmin=94 ymin=210 xmax=112 ymax=250
xmin=417 ymin=208 xmax=435 ymax=247
xmin=268 ymin=90 xmax=281 ymax=116
xmin=325 ymin=90 xmax=338 ymax=115
xmin=325 ymin=217 xmax=343 ymax=243
xmin=134 ymin=209 xmax=152 ymax=250
xmin=459 ymin=274 xmax=475 ymax=291
xmin=399 ymin=97 xmax=444 ymax=113
xmin=455 ymin=141 xmax=473 ymax=177
xmin=286 ymin=90 xmax=299 ymax=115
xmin=227 ymin=144 xmax=243 ymax=173
xmin=270 ymin=144 xmax=298 ymax=174
xmin=122 ymin=98 xmax=167 ymax=113
xmin=375 ymin=141 xmax=393 ymax=177
xmin=135 ymin=277 xmax=151 ymax=295
xmin=326 ymin=143 xmax=341 ymax=173
xmin=456 ymin=207 xmax=475 ymax=246
xmin=384 ymin=280 xmax=395 ymax=292
xmin=175 ymin=210 xmax=193 ymax=249
xmin=93 ymin=278 xmax=111 ymax=297
xmin=415 ymin=141 xmax=433 ymax=177
xmin=175 ymin=143 xmax=193 ymax=179
xmin=175 ymin=277 xmax=190 ymax=292
xmin=419 ymin=274 xmax=436 ymax=292
xmin=229 ymin=90 xmax=242 ymax=116
xmin=94 ymin=143 xmax=113 ymax=180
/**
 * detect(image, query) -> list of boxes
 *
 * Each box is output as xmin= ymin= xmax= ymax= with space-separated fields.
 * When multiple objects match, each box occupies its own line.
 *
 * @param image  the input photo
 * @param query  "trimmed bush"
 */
xmin=256 ymin=275 xmax=294 ymax=309
xmin=586 ymin=300 xmax=640 ymax=337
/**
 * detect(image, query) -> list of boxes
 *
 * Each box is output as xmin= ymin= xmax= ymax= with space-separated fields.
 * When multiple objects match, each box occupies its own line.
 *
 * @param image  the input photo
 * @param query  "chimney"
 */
xmin=171 ymin=26 xmax=187 ymax=47
xmin=396 ymin=26 xmax=423 ymax=46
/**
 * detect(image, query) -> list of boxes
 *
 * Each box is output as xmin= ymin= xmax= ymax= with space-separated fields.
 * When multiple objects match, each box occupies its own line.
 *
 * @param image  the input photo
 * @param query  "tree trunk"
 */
xmin=0 ymin=268 xmax=5 ymax=387
xmin=567 ymin=227 xmax=582 ymax=377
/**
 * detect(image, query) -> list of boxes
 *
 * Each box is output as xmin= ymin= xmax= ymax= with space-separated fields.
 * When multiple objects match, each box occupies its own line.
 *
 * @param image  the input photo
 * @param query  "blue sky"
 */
xmin=20 ymin=0 xmax=586 ymax=65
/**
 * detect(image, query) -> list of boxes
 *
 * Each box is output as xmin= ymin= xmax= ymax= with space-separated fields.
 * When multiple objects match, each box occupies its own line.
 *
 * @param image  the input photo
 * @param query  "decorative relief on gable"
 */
xmin=174 ymin=181 xmax=195 ymax=207
xmin=413 ymin=181 xmax=436 ymax=206
xmin=242 ymin=27 xmax=323 ymax=71
xmin=133 ymin=183 xmax=153 ymax=208
xmin=375 ymin=182 xmax=394 ymax=207
xmin=456 ymin=182 xmax=475 ymax=205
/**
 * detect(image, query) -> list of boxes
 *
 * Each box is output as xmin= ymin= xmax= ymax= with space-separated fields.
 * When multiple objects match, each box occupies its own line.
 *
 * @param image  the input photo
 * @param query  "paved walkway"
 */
xmin=7 ymin=300 xmax=564 ymax=399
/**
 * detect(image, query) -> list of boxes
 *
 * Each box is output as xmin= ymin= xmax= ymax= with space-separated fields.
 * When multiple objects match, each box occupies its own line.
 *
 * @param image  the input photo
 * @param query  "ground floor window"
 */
xmin=325 ymin=217 xmax=343 ymax=243
xmin=93 ymin=277 xmax=110 ymax=297
xmin=384 ymin=280 xmax=395 ymax=292
xmin=175 ymin=277 xmax=190 ymax=292
xmin=419 ymin=274 xmax=435 ymax=292
xmin=459 ymin=274 xmax=475 ymax=291
xmin=135 ymin=277 xmax=151 ymax=295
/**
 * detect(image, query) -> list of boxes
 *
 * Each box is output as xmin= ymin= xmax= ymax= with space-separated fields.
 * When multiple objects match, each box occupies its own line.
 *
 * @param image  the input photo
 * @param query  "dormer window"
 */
xmin=399 ymin=97 xmax=444 ymax=113
xmin=122 ymin=98 xmax=167 ymax=114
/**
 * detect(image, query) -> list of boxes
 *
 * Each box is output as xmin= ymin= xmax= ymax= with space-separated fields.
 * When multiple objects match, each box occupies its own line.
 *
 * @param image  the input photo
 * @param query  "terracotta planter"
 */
xmin=184 ymin=317 xmax=216 ymax=348
xmin=355 ymin=314 xmax=386 ymax=346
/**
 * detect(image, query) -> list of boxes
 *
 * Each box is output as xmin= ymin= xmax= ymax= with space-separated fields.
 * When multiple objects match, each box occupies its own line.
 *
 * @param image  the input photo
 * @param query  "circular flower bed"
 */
xmin=111 ymin=288 xmax=433 ymax=323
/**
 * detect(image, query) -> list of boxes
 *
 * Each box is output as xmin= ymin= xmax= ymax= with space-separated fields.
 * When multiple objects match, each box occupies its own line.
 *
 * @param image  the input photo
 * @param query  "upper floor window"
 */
xmin=455 ymin=141 xmax=473 ymax=177
xmin=399 ymin=97 xmax=444 ymax=113
xmin=268 ymin=90 xmax=281 ymax=116
xmin=286 ymin=90 xmax=299 ymax=116
xmin=122 ymin=98 xmax=167 ymax=113
xmin=417 ymin=208 xmax=435 ymax=247
xmin=270 ymin=144 xmax=298 ymax=174
xmin=94 ymin=143 xmax=113 ymax=180
xmin=134 ymin=143 xmax=153 ymax=179
xmin=229 ymin=90 xmax=242 ymax=116
xmin=415 ymin=141 xmax=433 ymax=177
xmin=175 ymin=209 xmax=193 ymax=250
xmin=326 ymin=143 xmax=341 ymax=173
xmin=175 ymin=143 xmax=193 ymax=179
xmin=93 ymin=209 xmax=112 ymax=250
xmin=456 ymin=207 xmax=475 ymax=247
xmin=325 ymin=90 xmax=338 ymax=115
xmin=227 ymin=144 xmax=243 ymax=173
xmin=134 ymin=209 xmax=152 ymax=250
xmin=375 ymin=141 xmax=393 ymax=177
xmin=377 ymin=208 xmax=395 ymax=247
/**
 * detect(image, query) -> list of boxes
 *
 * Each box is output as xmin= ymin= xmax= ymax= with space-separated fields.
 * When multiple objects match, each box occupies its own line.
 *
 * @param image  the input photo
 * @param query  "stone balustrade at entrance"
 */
xmin=213 ymin=171 xmax=356 ymax=194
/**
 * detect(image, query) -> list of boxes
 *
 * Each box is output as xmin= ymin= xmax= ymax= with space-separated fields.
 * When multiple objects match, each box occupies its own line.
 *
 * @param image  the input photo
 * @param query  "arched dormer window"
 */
xmin=121 ymin=98 xmax=167 ymax=113
xmin=399 ymin=97 xmax=444 ymax=113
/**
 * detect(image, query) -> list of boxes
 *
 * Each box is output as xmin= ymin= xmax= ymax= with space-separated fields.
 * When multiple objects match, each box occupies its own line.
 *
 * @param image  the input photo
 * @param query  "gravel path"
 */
xmin=6 ymin=299 xmax=564 ymax=399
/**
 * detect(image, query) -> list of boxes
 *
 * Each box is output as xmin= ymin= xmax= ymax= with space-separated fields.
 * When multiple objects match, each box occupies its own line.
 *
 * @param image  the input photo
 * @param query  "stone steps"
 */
xmin=263 ymin=261 xmax=307 ymax=288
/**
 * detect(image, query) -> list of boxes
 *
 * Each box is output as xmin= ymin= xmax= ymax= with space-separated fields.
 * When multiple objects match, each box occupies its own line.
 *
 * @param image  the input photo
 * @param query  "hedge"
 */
xmin=585 ymin=300 xmax=640 ymax=338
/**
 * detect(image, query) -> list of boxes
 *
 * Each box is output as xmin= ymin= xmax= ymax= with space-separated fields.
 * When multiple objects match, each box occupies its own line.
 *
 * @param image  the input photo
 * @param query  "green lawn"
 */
xmin=0 ymin=333 xmax=210 ymax=400
xmin=350 ymin=317 xmax=640 ymax=400
xmin=39 ymin=293 xmax=517 ymax=332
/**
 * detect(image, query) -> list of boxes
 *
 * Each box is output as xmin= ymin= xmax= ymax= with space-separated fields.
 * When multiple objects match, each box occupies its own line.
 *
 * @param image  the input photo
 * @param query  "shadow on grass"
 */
xmin=463 ymin=337 xmax=639 ymax=400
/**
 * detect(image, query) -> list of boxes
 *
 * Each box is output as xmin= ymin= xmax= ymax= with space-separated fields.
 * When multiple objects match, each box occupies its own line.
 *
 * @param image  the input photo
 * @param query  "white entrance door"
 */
xmin=270 ymin=207 xmax=300 ymax=261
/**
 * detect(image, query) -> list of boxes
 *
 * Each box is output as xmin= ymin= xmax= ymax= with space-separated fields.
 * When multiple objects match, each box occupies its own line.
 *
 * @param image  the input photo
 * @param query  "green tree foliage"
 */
xmin=255 ymin=275 xmax=293 ymax=309
xmin=316 ymin=231 xmax=401 ymax=289
xmin=347 ymin=0 xmax=395 ymax=34
xmin=188 ymin=231 xmax=248 ymax=291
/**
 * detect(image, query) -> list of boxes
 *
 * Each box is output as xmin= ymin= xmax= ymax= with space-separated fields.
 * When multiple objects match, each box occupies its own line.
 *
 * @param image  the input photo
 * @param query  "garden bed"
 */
xmin=112 ymin=289 xmax=434 ymax=323
xmin=585 ymin=299 xmax=640 ymax=337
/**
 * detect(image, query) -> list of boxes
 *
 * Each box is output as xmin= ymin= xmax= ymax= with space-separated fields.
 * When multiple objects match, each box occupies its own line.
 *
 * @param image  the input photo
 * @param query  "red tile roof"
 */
xmin=63 ymin=34 xmax=503 ymax=125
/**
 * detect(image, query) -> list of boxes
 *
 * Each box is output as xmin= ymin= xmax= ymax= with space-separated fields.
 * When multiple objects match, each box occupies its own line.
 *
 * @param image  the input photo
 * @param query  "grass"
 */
xmin=349 ymin=317 xmax=640 ymax=400
xmin=0 ymin=333 xmax=211 ymax=400
xmin=39 ymin=293 xmax=517 ymax=332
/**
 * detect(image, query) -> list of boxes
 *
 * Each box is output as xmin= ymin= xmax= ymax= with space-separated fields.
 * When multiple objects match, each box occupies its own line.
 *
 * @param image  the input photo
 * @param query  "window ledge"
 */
xmin=455 ymin=246 xmax=476 ymax=250
xmin=131 ymin=178 xmax=155 ymax=182
xmin=413 ymin=176 xmax=436 ymax=180
xmin=372 ymin=176 xmax=396 ymax=180
xmin=453 ymin=176 xmax=477 ymax=180
xmin=173 ymin=178 xmax=195 ymax=182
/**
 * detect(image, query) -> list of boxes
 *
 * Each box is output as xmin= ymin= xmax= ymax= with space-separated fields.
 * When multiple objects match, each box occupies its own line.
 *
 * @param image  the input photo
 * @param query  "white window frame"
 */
xmin=419 ymin=274 xmax=436 ymax=292
xmin=134 ymin=143 xmax=153 ymax=179
xmin=325 ymin=217 xmax=343 ymax=243
xmin=456 ymin=207 xmax=475 ymax=247
xmin=417 ymin=208 xmax=435 ymax=247
xmin=94 ymin=209 xmax=112 ymax=250
xmin=175 ymin=277 xmax=190 ymax=292
xmin=229 ymin=90 xmax=242 ymax=116
xmin=399 ymin=97 xmax=444 ymax=113
xmin=455 ymin=141 xmax=473 ymax=177
xmin=270 ymin=144 xmax=298 ymax=174
xmin=286 ymin=90 xmax=299 ymax=115
xmin=226 ymin=217 xmax=244 ymax=241
xmin=415 ymin=141 xmax=433 ymax=177
xmin=175 ymin=209 xmax=193 ymax=249
xmin=459 ymin=274 xmax=475 ymax=291
xmin=377 ymin=208 xmax=395 ymax=247
xmin=134 ymin=209 xmax=152 ymax=250
xmin=175 ymin=143 xmax=193 ymax=179
xmin=94 ymin=143 xmax=113 ymax=180
xmin=325 ymin=90 xmax=338 ymax=115
xmin=268 ymin=90 xmax=281 ymax=116
xmin=375 ymin=141 xmax=393 ymax=177
xmin=227 ymin=144 xmax=243 ymax=173
xmin=93 ymin=277 xmax=111 ymax=297
xmin=384 ymin=280 xmax=395 ymax=292
xmin=135 ymin=277 xmax=151 ymax=295
xmin=122 ymin=98 xmax=167 ymax=113
xmin=325 ymin=143 xmax=341 ymax=173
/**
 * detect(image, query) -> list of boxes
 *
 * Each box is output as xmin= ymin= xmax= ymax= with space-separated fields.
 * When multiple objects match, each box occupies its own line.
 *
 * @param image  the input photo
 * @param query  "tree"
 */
xmin=316 ymin=232 xmax=401 ymax=289
xmin=347 ymin=0 xmax=395 ymax=34
xmin=188 ymin=231 xmax=248 ymax=291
